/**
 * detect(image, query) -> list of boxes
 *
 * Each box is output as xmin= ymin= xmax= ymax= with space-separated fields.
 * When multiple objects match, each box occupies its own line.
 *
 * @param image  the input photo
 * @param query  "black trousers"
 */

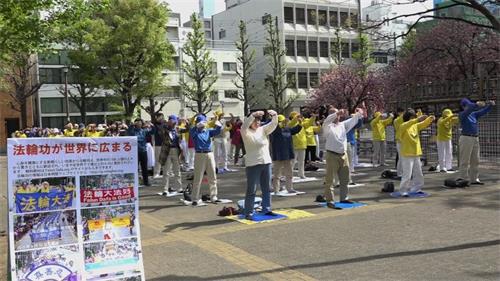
xmin=138 ymin=150 xmax=149 ymax=185
xmin=305 ymin=145 xmax=318 ymax=162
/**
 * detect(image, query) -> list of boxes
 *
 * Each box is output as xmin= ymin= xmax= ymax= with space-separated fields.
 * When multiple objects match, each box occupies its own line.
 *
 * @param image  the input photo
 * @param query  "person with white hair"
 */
xmin=189 ymin=114 xmax=223 ymax=206
xmin=322 ymin=106 xmax=364 ymax=209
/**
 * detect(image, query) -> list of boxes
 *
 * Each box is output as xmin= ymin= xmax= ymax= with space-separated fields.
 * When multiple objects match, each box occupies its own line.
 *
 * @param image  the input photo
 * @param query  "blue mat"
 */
xmin=318 ymin=202 xmax=367 ymax=209
xmin=390 ymin=191 xmax=430 ymax=198
xmin=238 ymin=212 xmax=287 ymax=222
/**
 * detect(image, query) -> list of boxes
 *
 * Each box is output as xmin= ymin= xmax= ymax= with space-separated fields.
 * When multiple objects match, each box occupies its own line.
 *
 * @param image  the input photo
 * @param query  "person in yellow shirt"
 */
xmin=48 ymin=128 xmax=62 ymax=137
xmin=14 ymin=131 xmax=27 ymax=138
xmin=305 ymin=116 xmax=321 ymax=165
xmin=370 ymin=111 xmax=394 ymax=166
xmin=398 ymin=109 xmax=434 ymax=196
xmin=393 ymin=108 xmax=405 ymax=177
xmin=289 ymin=112 xmax=315 ymax=179
xmin=63 ymin=123 xmax=75 ymax=137
xmin=84 ymin=124 xmax=104 ymax=137
xmin=436 ymin=108 xmax=458 ymax=172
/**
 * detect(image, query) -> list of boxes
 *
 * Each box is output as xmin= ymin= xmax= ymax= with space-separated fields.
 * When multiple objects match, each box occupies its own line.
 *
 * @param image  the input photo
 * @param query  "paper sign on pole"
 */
xmin=7 ymin=137 xmax=145 ymax=281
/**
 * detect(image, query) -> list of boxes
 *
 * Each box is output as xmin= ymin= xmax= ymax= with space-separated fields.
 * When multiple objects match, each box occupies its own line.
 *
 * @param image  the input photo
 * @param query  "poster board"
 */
xmin=7 ymin=137 xmax=145 ymax=281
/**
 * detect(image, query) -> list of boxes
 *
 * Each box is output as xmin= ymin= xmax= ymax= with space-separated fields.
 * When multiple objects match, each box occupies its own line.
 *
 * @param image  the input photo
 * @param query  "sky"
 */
xmin=163 ymin=0 xmax=433 ymax=25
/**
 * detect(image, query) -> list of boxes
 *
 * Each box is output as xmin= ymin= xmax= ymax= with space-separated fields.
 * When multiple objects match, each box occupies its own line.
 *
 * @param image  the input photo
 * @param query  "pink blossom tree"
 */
xmin=308 ymin=65 xmax=385 ymax=114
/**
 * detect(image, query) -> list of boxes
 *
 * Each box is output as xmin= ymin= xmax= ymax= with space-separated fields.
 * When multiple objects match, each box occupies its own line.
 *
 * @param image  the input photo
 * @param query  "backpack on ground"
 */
xmin=315 ymin=195 xmax=326 ymax=202
xmin=381 ymin=169 xmax=398 ymax=179
xmin=444 ymin=178 xmax=469 ymax=188
xmin=218 ymin=206 xmax=239 ymax=216
xmin=381 ymin=182 xmax=395 ymax=193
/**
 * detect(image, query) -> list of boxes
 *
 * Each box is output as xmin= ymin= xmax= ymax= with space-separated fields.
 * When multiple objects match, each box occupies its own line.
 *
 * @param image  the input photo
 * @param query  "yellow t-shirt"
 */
xmin=84 ymin=131 xmax=103 ymax=137
xmin=437 ymin=116 xmax=458 ymax=141
xmin=371 ymin=116 xmax=393 ymax=141
xmin=399 ymin=117 xmax=433 ymax=157
xmin=291 ymin=116 xmax=315 ymax=150
xmin=64 ymin=129 xmax=75 ymax=137
xmin=305 ymin=126 xmax=320 ymax=146
xmin=393 ymin=115 xmax=404 ymax=143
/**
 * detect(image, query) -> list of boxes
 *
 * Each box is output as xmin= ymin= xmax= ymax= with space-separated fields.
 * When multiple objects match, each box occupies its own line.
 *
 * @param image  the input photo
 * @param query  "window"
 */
xmin=318 ymin=10 xmax=327 ymax=26
xmin=296 ymin=8 xmax=305 ymax=24
xmin=366 ymin=14 xmax=370 ymax=22
xmin=351 ymin=43 xmax=359 ymax=55
xmin=307 ymin=9 xmax=317 ymax=25
xmin=297 ymin=40 xmax=306 ymax=56
xmin=340 ymin=12 xmax=349 ymax=27
xmin=350 ymin=13 xmax=358 ymax=28
xmin=38 ymin=50 xmax=70 ymax=65
xmin=224 ymin=90 xmax=239 ymax=99
xmin=308 ymin=41 xmax=318 ymax=57
xmin=287 ymin=72 xmax=296 ymax=88
xmin=223 ymin=62 xmax=237 ymax=72
xmin=205 ymin=31 xmax=211 ymax=39
xmin=41 ymin=98 xmax=64 ymax=113
xmin=284 ymin=7 xmax=294 ymax=23
xmin=329 ymin=10 xmax=338 ymax=27
xmin=341 ymin=42 xmax=350 ymax=58
xmin=211 ymin=91 xmax=219 ymax=101
xmin=42 ymin=117 xmax=65 ymax=129
xmin=39 ymin=68 xmax=62 ymax=84
xmin=211 ymin=62 xmax=218 ymax=74
xmin=285 ymin=40 xmax=295 ymax=56
xmin=298 ymin=72 xmax=308 ymax=88
xmin=262 ymin=14 xmax=272 ymax=25
xmin=373 ymin=55 xmax=388 ymax=64
xmin=310 ymin=72 xmax=319 ymax=88
xmin=219 ymin=29 xmax=226 ymax=39
xmin=320 ymin=41 xmax=329 ymax=57
xmin=204 ymin=20 xmax=211 ymax=28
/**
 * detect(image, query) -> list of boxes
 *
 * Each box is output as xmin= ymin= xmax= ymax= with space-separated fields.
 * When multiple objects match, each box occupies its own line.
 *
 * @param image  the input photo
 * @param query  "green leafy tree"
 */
xmin=234 ymin=20 xmax=256 ymax=116
xmin=352 ymin=34 xmax=374 ymax=76
xmin=398 ymin=30 xmax=417 ymax=59
xmin=91 ymin=0 xmax=175 ymax=122
xmin=180 ymin=13 xmax=218 ymax=114
xmin=264 ymin=16 xmax=296 ymax=114
xmin=139 ymin=73 xmax=171 ymax=121
xmin=330 ymin=27 xmax=343 ymax=66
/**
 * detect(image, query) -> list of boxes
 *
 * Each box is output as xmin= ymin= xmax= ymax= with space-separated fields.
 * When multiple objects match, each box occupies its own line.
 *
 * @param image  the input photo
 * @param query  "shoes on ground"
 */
xmin=192 ymin=200 xmax=207 ymax=207
xmin=470 ymin=181 xmax=484 ymax=185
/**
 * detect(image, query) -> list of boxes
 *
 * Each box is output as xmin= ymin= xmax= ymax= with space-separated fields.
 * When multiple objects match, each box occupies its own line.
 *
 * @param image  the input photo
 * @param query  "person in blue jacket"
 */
xmin=458 ymin=98 xmax=495 ymax=185
xmin=128 ymin=118 xmax=153 ymax=186
xmin=189 ymin=114 xmax=223 ymax=206
xmin=269 ymin=114 xmax=302 ymax=195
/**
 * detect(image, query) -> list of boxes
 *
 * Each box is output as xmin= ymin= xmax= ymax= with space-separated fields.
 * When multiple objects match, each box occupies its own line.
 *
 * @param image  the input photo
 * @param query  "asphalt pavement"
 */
xmin=1 ymin=156 xmax=499 ymax=280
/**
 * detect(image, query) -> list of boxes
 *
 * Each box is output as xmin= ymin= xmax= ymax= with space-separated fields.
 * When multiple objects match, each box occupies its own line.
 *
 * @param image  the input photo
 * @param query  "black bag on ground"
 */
xmin=315 ymin=195 xmax=326 ymax=202
xmin=305 ymin=163 xmax=319 ymax=171
xmin=381 ymin=182 xmax=395 ymax=193
xmin=218 ymin=206 xmax=239 ymax=216
xmin=381 ymin=169 xmax=398 ymax=179
xmin=201 ymin=194 xmax=211 ymax=202
xmin=444 ymin=178 xmax=469 ymax=188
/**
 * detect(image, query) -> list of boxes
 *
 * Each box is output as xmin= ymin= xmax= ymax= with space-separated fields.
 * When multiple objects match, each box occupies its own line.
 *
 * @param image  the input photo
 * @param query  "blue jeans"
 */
xmin=244 ymin=164 xmax=272 ymax=216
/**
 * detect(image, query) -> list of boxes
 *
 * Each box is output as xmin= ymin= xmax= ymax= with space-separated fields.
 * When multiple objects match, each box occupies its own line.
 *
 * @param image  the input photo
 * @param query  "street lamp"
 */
xmin=62 ymin=66 xmax=70 ymax=123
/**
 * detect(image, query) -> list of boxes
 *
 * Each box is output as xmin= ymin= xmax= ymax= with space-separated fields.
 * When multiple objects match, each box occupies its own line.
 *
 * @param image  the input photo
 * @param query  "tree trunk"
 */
xmin=81 ymin=97 xmax=87 ymax=124
xmin=20 ymin=101 xmax=28 ymax=129
xmin=149 ymin=97 xmax=155 ymax=121
xmin=243 ymin=90 xmax=249 ymax=116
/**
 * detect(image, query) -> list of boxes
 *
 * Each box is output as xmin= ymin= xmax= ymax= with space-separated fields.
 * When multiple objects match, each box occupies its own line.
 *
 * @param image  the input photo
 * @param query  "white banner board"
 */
xmin=7 ymin=137 xmax=145 ymax=281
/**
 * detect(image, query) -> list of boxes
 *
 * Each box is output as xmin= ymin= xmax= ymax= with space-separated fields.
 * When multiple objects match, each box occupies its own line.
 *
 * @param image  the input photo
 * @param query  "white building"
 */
xmin=213 ymin=0 xmax=360 ymax=111
xmin=362 ymin=0 xmax=411 ymax=64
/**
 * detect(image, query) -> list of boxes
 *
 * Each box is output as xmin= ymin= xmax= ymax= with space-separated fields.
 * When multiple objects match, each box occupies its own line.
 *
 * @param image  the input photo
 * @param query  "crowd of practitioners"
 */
xmin=11 ymin=98 xmax=495 ymax=220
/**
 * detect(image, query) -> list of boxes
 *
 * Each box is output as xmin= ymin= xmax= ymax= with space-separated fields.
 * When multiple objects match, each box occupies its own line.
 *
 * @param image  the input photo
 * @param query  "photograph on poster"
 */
xmin=13 ymin=177 xmax=76 ymax=214
xmin=80 ymin=174 xmax=135 ymax=207
xmin=14 ymin=244 xmax=81 ymax=281
xmin=82 ymin=205 xmax=137 ymax=242
xmin=14 ymin=210 xmax=77 ymax=251
xmin=84 ymin=238 xmax=142 ymax=280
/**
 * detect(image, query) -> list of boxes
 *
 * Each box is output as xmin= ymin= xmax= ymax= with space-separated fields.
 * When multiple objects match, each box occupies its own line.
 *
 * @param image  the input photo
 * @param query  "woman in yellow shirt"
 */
xmin=398 ymin=109 xmax=434 ymax=196
xmin=436 ymin=109 xmax=458 ymax=172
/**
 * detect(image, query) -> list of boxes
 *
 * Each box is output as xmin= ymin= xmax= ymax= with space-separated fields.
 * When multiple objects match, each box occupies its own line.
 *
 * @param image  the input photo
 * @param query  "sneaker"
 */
xmin=210 ymin=196 xmax=219 ymax=203
xmin=168 ymin=188 xmax=176 ymax=193
xmin=153 ymin=174 xmax=162 ymax=179
xmin=401 ymin=192 xmax=409 ymax=197
xmin=440 ymin=169 xmax=447 ymax=173
xmin=244 ymin=214 xmax=254 ymax=220
xmin=470 ymin=181 xmax=485 ymax=185
xmin=326 ymin=202 xmax=340 ymax=209
xmin=447 ymin=168 xmax=455 ymax=171
xmin=192 ymin=200 xmax=207 ymax=207
xmin=287 ymin=189 xmax=298 ymax=194
xmin=349 ymin=182 xmax=356 ymax=185
xmin=340 ymin=200 xmax=354 ymax=204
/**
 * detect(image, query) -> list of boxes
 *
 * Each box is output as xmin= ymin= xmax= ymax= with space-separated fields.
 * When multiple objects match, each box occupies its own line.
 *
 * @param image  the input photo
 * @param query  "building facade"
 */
xmin=213 ymin=0 xmax=360 ymax=111
xmin=0 ymin=90 xmax=34 ymax=153
xmin=362 ymin=0 xmax=411 ymax=65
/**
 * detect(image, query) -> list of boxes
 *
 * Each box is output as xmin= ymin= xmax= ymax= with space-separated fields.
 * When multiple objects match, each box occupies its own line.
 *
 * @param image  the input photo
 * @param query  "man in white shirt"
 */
xmin=322 ymin=106 xmax=364 ymax=209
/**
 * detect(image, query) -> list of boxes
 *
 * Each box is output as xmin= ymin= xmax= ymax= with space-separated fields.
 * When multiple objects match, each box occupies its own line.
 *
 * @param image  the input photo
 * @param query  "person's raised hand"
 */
xmin=476 ymin=101 xmax=486 ymax=107
xmin=355 ymin=108 xmax=364 ymax=116
xmin=253 ymin=111 xmax=264 ymax=117
xmin=267 ymin=109 xmax=277 ymax=116
xmin=418 ymin=115 xmax=428 ymax=122
xmin=486 ymin=100 xmax=496 ymax=106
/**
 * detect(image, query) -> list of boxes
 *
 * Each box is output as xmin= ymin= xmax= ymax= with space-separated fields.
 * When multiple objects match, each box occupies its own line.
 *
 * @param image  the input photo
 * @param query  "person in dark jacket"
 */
xmin=153 ymin=113 xmax=165 ymax=178
xmin=128 ymin=118 xmax=153 ymax=186
xmin=269 ymin=114 xmax=302 ymax=195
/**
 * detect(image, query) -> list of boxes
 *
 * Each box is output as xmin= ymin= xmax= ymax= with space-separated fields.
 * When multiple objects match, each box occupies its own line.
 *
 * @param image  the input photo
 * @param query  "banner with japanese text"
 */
xmin=7 ymin=137 xmax=145 ymax=281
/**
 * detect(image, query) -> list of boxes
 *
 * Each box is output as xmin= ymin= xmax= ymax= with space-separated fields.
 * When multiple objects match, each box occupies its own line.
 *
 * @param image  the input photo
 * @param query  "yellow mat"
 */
xmin=227 ymin=209 xmax=315 ymax=225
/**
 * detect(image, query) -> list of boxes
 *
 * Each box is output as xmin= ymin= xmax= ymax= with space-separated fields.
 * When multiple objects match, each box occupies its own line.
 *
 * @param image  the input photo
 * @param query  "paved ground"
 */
xmin=1 ymin=156 xmax=499 ymax=280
